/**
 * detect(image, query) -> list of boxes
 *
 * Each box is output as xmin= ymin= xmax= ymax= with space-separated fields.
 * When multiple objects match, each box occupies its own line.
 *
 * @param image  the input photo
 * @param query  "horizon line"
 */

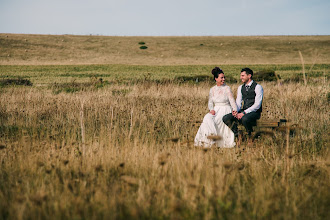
xmin=2 ymin=32 xmax=330 ymax=37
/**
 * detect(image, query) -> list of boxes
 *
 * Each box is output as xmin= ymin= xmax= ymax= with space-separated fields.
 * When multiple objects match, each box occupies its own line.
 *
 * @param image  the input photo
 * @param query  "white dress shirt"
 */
xmin=236 ymin=80 xmax=263 ymax=114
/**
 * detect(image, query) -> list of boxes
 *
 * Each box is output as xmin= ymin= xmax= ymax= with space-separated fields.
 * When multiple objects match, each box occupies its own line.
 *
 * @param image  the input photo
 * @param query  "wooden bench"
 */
xmin=251 ymin=119 xmax=300 ymax=140
xmin=189 ymin=118 xmax=299 ymax=141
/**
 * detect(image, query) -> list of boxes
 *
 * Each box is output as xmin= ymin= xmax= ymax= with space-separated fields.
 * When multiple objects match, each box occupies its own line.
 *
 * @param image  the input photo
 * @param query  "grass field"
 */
xmin=1 ymin=34 xmax=330 ymax=65
xmin=0 ymin=34 xmax=329 ymax=219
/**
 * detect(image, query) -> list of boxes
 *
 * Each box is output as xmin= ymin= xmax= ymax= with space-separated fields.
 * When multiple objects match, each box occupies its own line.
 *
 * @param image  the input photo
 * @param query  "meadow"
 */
xmin=0 ymin=34 xmax=329 ymax=219
xmin=1 ymin=34 xmax=330 ymax=65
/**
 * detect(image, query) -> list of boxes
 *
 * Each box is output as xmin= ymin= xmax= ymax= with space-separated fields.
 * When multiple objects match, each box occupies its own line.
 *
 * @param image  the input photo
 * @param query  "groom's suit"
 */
xmin=223 ymin=80 xmax=263 ymax=136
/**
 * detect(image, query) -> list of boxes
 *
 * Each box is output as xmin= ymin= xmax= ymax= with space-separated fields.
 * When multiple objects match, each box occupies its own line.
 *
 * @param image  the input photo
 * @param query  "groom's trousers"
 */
xmin=222 ymin=111 xmax=261 ymax=137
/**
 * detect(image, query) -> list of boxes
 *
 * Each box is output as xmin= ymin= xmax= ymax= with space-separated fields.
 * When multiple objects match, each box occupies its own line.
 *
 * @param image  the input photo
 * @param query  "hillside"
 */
xmin=0 ymin=34 xmax=329 ymax=65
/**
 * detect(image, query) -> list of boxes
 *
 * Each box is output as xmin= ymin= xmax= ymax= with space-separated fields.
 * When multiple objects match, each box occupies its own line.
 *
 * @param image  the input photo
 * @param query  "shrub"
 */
xmin=175 ymin=75 xmax=211 ymax=83
xmin=223 ymin=75 xmax=238 ymax=83
xmin=282 ymin=75 xmax=304 ymax=83
xmin=51 ymin=78 xmax=109 ymax=94
xmin=0 ymin=78 xmax=32 ymax=87
xmin=138 ymin=42 xmax=146 ymax=45
xmin=174 ymin=75 xmax=237 ymax=84
xmin=254 ymin=70 xmax=280 ymax=82
xmin=139 ymin=46 xmax=148 ymax=50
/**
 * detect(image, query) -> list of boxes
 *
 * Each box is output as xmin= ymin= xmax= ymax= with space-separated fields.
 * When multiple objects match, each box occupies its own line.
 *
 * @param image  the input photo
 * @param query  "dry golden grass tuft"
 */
xmin=207 ymin=135 xmax=222 ymax=141
xmin=121 ymin=175 xmax=139 ymax=186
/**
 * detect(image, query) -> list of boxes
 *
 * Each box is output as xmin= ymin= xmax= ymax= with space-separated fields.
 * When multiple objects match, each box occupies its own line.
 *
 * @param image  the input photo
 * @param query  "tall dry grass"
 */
xmin=0 ymin=78 xmax=329 ymax=219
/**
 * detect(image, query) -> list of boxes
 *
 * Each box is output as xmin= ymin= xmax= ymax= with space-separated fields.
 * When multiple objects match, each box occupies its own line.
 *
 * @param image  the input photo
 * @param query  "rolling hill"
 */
xmin=0 ymin=34 xmax=329 ymax=65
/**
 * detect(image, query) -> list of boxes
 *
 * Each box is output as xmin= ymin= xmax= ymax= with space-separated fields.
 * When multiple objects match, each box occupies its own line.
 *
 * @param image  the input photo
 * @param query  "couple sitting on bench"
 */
xmin=194 ymin=67 xmax=263 ymax=148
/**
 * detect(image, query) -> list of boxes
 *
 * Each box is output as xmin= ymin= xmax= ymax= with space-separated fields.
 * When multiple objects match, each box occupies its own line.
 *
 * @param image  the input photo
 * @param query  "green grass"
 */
xmin=0 ymin=64 xmax=328 ymax=85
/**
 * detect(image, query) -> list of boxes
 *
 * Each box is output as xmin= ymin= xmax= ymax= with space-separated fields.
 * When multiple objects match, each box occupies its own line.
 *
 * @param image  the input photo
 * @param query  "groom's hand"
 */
xmin=210 ymin=110 xmax=215 ymax=115
xmin=236 ymin=113 xmax=244 ymax=119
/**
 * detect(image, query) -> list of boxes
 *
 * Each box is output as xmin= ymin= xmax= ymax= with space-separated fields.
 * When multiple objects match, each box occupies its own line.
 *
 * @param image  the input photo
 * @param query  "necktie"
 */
xmin=245 ymin=85 xmax=250 ymax=91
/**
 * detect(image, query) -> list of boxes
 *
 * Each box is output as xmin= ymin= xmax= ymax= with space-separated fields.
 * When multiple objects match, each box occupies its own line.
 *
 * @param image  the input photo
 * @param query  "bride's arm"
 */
xmin=208 ymin=88 xmax=214 ymax=111
xmin=226 ymin=86 xmax=237 ymax=112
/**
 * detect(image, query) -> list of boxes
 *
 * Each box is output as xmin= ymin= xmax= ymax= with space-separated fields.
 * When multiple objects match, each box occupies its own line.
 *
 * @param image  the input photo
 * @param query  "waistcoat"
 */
xmin=241 ymin=81 xmax=262 ymax=113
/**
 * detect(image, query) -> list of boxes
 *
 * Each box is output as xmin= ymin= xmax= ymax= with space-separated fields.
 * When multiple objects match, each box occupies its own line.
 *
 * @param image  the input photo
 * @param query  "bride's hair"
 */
xmin=211 ymin=67 xmax=224 ymax=81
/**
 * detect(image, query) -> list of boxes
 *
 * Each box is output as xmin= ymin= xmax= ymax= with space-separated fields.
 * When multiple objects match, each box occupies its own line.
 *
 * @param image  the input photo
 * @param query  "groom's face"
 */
xmin=240 ymin=71 xmax=251 ymax=84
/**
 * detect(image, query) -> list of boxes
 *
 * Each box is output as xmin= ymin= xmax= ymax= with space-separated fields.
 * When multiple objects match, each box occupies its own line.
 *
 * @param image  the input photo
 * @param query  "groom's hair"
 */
xmin=212 ymin=67 xmax=224 ymax=81
xmin=241 ymin=68 xmax=253 ymax=78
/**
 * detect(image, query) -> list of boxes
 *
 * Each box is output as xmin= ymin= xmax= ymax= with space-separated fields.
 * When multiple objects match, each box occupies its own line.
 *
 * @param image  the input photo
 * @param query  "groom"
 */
xmin=223 ymin=68 xmax=263 ymax=140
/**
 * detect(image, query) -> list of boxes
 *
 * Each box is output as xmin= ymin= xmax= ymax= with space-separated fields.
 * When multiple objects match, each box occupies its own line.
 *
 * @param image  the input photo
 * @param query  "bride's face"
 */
xmin=215 ymin=73 xmax=225 ymax=85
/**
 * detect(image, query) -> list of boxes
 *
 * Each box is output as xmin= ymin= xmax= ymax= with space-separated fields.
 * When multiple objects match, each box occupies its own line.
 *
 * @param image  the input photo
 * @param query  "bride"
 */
xmin=194 ymin=67 xmax=237 ymax=148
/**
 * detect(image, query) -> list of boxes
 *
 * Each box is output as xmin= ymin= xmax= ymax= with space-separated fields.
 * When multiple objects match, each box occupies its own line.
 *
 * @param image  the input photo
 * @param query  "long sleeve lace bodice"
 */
xmin=208 ymin=84 xmax=237 ymax=112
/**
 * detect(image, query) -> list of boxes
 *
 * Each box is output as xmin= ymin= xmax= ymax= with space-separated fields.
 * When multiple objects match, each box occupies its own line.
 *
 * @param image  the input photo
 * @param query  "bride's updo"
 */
xmin=211 ymin=67 xmax=224 ymax=81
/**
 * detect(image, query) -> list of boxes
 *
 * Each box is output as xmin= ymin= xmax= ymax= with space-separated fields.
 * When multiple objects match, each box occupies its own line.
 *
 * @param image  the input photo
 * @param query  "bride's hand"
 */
xmin=236 ymin=113 xmax=244 ymax=119
xmin=210 ymin=110 xmax=215 ymax=115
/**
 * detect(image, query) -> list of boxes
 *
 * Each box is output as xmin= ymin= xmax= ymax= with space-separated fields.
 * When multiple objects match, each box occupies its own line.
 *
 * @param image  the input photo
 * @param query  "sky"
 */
xmin=0 ymin=0 xmax=329 ymax=36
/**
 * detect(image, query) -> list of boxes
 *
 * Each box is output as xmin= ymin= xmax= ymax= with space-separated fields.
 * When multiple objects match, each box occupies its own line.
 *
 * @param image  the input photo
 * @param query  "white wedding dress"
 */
xmin=194 ymin=84 xmax=237 ymax=148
